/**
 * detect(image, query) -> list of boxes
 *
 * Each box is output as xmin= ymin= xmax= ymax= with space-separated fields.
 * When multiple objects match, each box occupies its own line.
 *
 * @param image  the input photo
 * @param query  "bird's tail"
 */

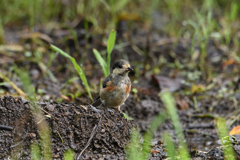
xmin=91 ymin=96 xmax=102 ymax=107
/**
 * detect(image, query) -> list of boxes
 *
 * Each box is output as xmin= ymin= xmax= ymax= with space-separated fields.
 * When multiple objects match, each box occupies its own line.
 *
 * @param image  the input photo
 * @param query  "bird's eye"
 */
xmin=118 ymin=65 xmax=123 ymax=68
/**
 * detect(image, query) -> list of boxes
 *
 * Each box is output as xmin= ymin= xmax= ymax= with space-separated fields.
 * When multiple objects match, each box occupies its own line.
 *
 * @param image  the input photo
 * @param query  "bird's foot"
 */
xmin=106 ymin=106 xmax=115 ymax=113
xmin=90 ymin=105 xmax=101 ymax=114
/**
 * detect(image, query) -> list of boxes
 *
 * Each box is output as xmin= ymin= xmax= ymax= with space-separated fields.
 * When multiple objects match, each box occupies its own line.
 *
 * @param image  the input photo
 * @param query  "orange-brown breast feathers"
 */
xmin=105 ymin=81 xmax=115 ymax=91
xmin=125 ymin=84 xmax=131 ymax=93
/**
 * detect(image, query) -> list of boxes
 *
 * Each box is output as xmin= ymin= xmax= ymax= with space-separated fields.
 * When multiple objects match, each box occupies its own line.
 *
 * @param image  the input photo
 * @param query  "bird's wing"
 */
xmin=102 ymin=74 xmax=113 ymax=88
xmin=91 ymin=74 xmax=113 ymax=107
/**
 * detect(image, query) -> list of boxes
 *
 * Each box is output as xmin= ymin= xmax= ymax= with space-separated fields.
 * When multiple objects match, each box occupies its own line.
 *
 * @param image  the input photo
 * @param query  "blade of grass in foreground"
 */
xmin=159 ymin=90 xmax=190 ymax=159
xmin=64 ymin=149 xmax=75 ymax=160
xmin=126 ymin=128 xmax=142 ymax=160
xmin=215 ymin=117 xmax=236 ymax=160
xmin=126 ymin=111 xmax=167 ymax=160
xmin=15 ymin=67 xmax=52 ymax=160
xmin=163 ymin=132 xmax=176 ymax=160
xmin=50 ymin=44 xmax=93 ymax=101
xmin=142 ymin=111 xmax=167 ymax=159
xmin=30 ymin=142 xmax=41 ymax=160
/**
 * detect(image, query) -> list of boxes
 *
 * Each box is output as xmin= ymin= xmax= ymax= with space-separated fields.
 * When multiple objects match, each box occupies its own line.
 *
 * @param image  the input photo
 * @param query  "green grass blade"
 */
xmin=215 ymin=117 xmax=236 ymax=160
xmin=159 ymin=90 xmax=190 ymax=160
xmin=50 ymin=44 xmax=93 ymax=101
xmin=142 ymin=111 xmax=167 ymax=159
xmin=30 ymin=142 xmax=41 ymax=160
xmin=64 ymin=149 xmax=75 ymax=160
xmin=163 ymin=132 xmax=176 ymax=160
xmin=114 ymin=0 xmax=130 ymax=12
xmin=29 ymin=0 xmax=35 ymax=32
xmin=0 ymin=16 xmax=3 ymax=43
xmin=126 ymin=128 xmax=142 ymax=160
xmin=14 ymin=66 xmax=35 ymax=100
xmin=93 ymin=48 xmax=108 ymax=77
xmin=15 ymin=67 xmax=52 ymax=160
xmin=107 ymin=30 xmax=116 ymax=75
xmin=230 ymin=2 xmax=238 ymax=21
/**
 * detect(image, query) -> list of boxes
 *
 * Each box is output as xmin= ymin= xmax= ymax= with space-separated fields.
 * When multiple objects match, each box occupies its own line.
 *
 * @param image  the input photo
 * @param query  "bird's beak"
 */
xmin=127 ymin=67 xmax=134 ymax=72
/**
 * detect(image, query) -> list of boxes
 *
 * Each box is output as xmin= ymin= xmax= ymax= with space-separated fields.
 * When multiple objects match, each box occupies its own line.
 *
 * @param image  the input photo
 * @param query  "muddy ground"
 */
xmin=1 ymin=18 xmax=240 ymax=159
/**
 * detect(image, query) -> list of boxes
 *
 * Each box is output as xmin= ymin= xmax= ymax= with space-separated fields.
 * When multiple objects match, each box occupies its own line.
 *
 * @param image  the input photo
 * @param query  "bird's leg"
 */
xmin=103 ymin=104 xmax=114 ymax=113
xmin=106 ymin=106 xmax=115 ymax=113
xmin=101 ymin=101 xmax=114 ymax=113
xmin=117 ymin=106 xmax=121 ymax=112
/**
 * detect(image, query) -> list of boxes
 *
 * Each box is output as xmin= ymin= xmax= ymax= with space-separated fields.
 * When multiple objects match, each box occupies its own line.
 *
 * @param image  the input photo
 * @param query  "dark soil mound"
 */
xmin=0 ymin=96 xmax=134 ymax=159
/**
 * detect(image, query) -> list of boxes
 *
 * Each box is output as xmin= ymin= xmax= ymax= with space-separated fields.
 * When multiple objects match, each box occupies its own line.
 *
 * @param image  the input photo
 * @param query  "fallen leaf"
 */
xmin=152 ymin=75 xmax=181 ymax=92
xmin=223 ymin=59 xmax=237 ymax=67
xmin=176 ymin=98 xmax=189 ymax=110
xmin=150 ymin=150 xmax=160 ymax=153
xmin=229 ymin=126 xmax=240 ymax=135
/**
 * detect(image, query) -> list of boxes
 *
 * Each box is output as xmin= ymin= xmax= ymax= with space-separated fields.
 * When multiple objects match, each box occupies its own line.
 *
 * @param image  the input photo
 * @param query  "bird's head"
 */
xmin=112 ymin=59 xmax=133 ymax=76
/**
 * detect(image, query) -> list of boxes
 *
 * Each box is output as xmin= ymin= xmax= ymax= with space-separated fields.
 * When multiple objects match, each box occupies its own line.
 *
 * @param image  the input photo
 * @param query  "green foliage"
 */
xmin=186 ymin=10 xmax=215 ymax=59
xmin=183 ymin=9 xmax=217 ymax=80
xmin=29 ymin=0 xmax=35 ymax=32
xmin=93 ymin=30 xmax=117 ymax=78
xmin=31 ymin=143 xmax=41 ymax=160
xmin=14 ymin=67 xmax=52 ymax=160
xmin=0 ymin=16 xmax=3 ymax=43
xmin=229 ymin=2 xmax=239 ymax=21
xmin=142 ymin=111 xmax=167 ymax=159
xmin=14 ymin=66 xmax=35 ymax=100
xmin=0 ymin=0 xmax=61 ymax=25
xmin=93 ymin=49 xmax=108 ymax=77
xmin=163 ymin=0 xmax=181 ymax=19
xmin=126 ymin=111 xmax=167 ymax=160
xmin=127 ymin=91 xmax=191 ymax=160
xmin=159 ymin=90 xmax=190 ymax=159
xmin=163 ymin=132 xmax=176 ymax=160
xmin=50 ymin=44 xmax=93 ymax=101
xmin=222 ymin=1 xmax=239 ymax=45
xmin=121 ymin=111 xmax=133 ymax=120
xmin=64 ymin=149 xmax=75 ymax=160
xmin=111 ymin=0 xmax=130 ymax=13
xmin=126 ymin=128 xmax=142 ymax=160
xmin=215 ymin=117 xmax=236 ymax=160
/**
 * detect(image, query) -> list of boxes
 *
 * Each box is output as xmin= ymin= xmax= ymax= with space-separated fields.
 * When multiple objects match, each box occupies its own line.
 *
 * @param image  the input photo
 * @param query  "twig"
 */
xmin=76 ymin=115 xmax=102 ymax=160
xmin=187 ymin=122 xmax=214 ymax=129
xmin=0 ymin=125 xmax=13 ymax=131
xmin=10 ymin=134 xmax=29 ymax=148
xmin=112 ymin=123 xmax=125 ymax=133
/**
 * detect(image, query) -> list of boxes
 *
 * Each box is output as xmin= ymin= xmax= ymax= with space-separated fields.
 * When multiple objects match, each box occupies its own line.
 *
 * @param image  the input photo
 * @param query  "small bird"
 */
xmin=92 ymin=59 xmax=133 ymax=111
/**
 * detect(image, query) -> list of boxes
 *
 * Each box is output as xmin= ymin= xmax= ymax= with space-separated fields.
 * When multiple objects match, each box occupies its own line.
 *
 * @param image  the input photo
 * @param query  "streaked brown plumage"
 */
xmin=93 ymin=59 xmax=133 ymax=111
